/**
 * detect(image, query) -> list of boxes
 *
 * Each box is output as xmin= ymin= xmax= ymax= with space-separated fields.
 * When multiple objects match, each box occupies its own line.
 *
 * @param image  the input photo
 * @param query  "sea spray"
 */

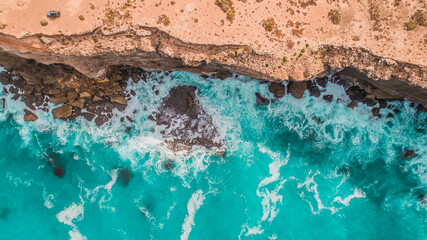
xmin=0 ymin=70 xmax=425 ymax=239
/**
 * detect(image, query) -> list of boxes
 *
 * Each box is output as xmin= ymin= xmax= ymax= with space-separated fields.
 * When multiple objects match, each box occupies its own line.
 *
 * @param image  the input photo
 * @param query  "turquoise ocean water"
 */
xmin=0 ymin=68 xmax=426 ymax=239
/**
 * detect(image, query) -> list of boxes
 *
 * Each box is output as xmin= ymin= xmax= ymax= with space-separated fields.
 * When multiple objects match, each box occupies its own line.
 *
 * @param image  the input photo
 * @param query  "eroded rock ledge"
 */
xmin=0 ymin=26 xmax=426 ymax=106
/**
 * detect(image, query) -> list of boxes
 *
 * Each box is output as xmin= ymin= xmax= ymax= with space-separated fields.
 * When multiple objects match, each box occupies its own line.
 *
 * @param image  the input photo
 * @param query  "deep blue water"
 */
xmin=0 ymin=69 xmax=426 ymax=239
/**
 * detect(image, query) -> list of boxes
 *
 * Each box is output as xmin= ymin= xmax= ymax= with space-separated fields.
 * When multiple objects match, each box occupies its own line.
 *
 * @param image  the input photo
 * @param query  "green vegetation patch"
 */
xmin=404 ymin=22 xmax=417 ymax=31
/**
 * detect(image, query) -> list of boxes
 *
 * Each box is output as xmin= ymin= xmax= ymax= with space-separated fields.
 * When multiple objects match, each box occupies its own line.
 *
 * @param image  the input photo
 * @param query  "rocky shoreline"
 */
xmin=0 ymin=53 xmax=426 ymax=152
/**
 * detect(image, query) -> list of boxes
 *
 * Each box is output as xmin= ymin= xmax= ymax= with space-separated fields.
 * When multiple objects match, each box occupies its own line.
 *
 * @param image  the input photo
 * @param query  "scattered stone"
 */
xmin=24 ymin=109 xmax=38 ymax=121
xmin=48 ymin=88 xmax=62 ymax=95
xmin=50 ymin=96 xmax=68 ymax=104
xmin=93 ymin=95 xmax=103 ymax=102
xmin=24 ymin=98 xmax=36 ymax=110
xmin=371 ymin=107 xmax=381 ymax=118
xmin=401 ymin=149 xmax=418 ymax=160
xmin=130 ymin=90 xmax=136 ymax=96
xmin=126 ymin=116 xmax=133 ymax=122
xmin=52 ymin=105 xmax=73 ymax=119
xmin=118 ymin=168 xmax=133 ymax=187
xmin=110 ymin=95 xmax=127 ymax=105
xmin=9 ymin=86 xmax=18 ymax=94
xmin=95 ymin=115 xmax=109 ymax=126
xmin=67 ymin=91 xmax=78 ymax=102
xmin=415 ymin=103 xmax=427 ymax=112
xmin=307 ymin=80 xmax=321 ymax=97
xmin=1 ymin=98 xmax=5 ymax=108
xmin=348 ymin=101 xmax=357 ymax=109
xmin=80 ymin=92 xmax=91 ymax=98
xmin=69 ymin=99 xmax=86 ymax=109
xmin=386 ymin=113 xmax=394 ymax=118
xmin=287 ymin=81 xmax=307 ymax=99
xmin=82 ymin=112 xmax=96 ymax=121
xmin=268 ymin=82 xmax=286 ymax=98
xmin=53 ymin=165 xmax=65 ymax=178
xmin=255 ymin=92 xmax=269 ymax=105
xmin=323 ymin=95 xmax=333 ymax=102
xmin=378 ymin=99 xmax=387 ymax=109
xmin=0 ymin=72 xmax=11 ymax=85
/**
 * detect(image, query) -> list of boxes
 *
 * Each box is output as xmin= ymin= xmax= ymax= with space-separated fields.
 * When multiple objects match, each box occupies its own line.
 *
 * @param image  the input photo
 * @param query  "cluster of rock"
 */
xmin=258 ymin=72 xmax=426 ymax=118
xmin=149 ymin=85 xmax=224 ymax=152
xmin=0 ymin=59 xmax=146 ymax=126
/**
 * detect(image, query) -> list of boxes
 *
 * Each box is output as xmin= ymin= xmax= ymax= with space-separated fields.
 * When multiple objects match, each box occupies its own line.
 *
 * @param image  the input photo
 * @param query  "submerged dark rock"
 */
xmin=150 ymin=85 xmax=223 ymax=150
xmin=118 ymin=168 xmax=133 ymax=187
xmin=255 ymin=92 xmax=269 ymax=105
xmin=268 ymin=82 xmax=286 ymax=98
xmin=419 ymin=194 xmax=426 ymax=205
xmin=163 ymin=160 xmax=175 ymax=171
xmin=323 ymin=95 xmax=333 ymax=102
xmin=401 ymin=149 xmax=418 ymax=160
xmin=53 ymin=165 xmax=65 ymax=178
xmin=0 ymin=207 xmax=10 ymax=219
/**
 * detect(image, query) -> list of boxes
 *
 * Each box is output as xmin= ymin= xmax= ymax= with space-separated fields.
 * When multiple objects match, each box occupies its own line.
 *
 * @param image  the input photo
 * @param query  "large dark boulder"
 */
xmin=53 ymin=165 xmax=65 ymax=178
xmin=149 ymin=86 xmax=223 ymax=150
xmin=401 ymin=149 xmax=418 ymax=160
xmin=268 ymin=82 xmax=286 ymax=98
xmin=118 ymin=168 xmax=133 ymax=187
xmin=287 ymin=81 xmax=307 ymax=99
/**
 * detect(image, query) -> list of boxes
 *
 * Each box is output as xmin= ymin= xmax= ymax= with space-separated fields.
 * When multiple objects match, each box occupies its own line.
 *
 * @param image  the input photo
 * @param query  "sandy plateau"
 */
xmin=0 ymin=0 xmax=426 ymax=105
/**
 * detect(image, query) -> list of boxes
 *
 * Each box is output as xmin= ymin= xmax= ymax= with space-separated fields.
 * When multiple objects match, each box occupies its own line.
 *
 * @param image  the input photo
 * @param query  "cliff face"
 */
xmin=0 ymin=0 xmax=426 ymax=104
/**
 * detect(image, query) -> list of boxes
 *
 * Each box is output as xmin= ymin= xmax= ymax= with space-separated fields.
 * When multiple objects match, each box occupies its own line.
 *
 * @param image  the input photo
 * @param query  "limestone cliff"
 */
xmin=0 ymin=0 xmax=426 ymax=104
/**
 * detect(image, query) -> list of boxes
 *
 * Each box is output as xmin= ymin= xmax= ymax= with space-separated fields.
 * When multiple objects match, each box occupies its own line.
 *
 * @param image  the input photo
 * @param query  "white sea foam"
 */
xmin=56 ymin=202 xmax=84 ymax=227
xmin=257 ymin=145 xmax=289 ymax=222
xmin=180 ymin=190 xmax=205 ymax=240
xmin=297 ymin=170 xmax=338 ymax=214
xmin=56 ymin=198 xmax=87 ymax=240
xmin=42 ymin=189 xmax=55 ymax=209
xmin=240 ymin=145 xmax=289 ymax=238
xmin=68 ymin=229 xmax=87 ymax=240
xmin=244 ymin=225 xmax=264 ymax=236
xmin=333 ymin=188 xmax=366 ymax=206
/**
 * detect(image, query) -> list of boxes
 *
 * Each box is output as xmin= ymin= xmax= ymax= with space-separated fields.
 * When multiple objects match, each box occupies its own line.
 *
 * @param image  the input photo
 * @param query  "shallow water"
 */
xmin=0 ymin=69 xmax=426 ymax=240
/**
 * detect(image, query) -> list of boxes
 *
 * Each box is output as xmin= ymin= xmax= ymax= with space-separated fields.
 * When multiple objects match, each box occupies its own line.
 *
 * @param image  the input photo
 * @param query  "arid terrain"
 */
xmin=0 ymin=0 xmax=426 ymax=104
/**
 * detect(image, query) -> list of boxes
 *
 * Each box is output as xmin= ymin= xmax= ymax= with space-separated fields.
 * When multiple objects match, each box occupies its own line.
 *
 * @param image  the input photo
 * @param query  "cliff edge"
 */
xmin=0 ymin=0 xmax=426 ymax=104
